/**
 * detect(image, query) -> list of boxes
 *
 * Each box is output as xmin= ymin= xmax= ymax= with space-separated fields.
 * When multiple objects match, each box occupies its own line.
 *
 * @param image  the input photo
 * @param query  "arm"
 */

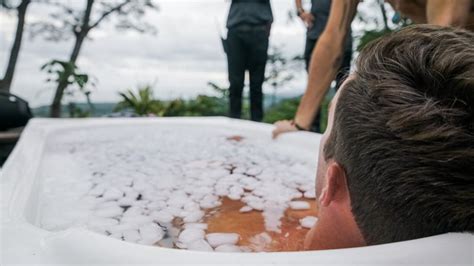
xmin=295 ymin=0 xmax=303 ymax=13
xmin=426 ymin=0 xmax=471 ymax=27
xmin=294 ymin=0 xmax=358 ymax=130
xmin=295 ymin=0 xmax=314 ymax=27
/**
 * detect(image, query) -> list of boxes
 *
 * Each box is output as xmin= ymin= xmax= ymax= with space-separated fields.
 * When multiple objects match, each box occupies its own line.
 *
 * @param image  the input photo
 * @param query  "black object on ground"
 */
xmin=0 ymin=92 xmax=33 ymax=166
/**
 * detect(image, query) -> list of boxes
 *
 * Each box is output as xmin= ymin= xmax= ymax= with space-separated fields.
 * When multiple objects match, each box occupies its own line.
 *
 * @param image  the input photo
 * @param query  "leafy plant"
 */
xmin=185 ymin=95 xmax=227 ymax=116
xmin=263 ymin=97 xmax=300 ymax=124
xmin=32 ymin=0 xmax=158 ymax=117
xmin=115 ymin=85 xmax=228 ymax=117
xmin=355 ymin=0 xmax=411 ymax=51
xmin=41 ymin=59 xmax=95 ymax=117
xmin=207 ymin=81 xmax=229 ymax=99
xmin=68 ymin=102 xmax=91 ymax=118
xmin=42 ymin=60 xmax=90 ymax=88
xmin=115 ymin=85 xmax=164 ymax=115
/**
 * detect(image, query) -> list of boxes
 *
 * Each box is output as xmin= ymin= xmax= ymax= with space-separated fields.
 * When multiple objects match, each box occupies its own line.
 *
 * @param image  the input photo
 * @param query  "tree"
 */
xmin=265 ymin=46 xmax=301 ymax=106
xmin=0 ymin=0 xmax=32 ymax=93
xmin=41 ymin=59 xmax=95 ymax=117
xmin=31 ymin=0 xmax=158 ymax=117
xmin=355 ymin=0 xmax=410 ymax=51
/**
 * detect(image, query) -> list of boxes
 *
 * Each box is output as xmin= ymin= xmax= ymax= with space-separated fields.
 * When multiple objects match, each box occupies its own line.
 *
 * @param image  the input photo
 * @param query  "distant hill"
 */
xmin=31 ymin=93 xmax=301 ymax=118
xmin=32 ymin=102 xmax=117 ymax=117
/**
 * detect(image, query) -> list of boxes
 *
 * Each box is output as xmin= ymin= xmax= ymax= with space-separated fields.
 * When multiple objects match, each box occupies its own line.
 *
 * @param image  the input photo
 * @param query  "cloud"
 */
xmin=1 ymin=0 xmax=309 ymax=108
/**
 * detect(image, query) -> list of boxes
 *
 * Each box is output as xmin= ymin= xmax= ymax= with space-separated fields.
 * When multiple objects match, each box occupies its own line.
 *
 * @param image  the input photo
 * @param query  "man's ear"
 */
xmin=318 ymin=162 xmax=349 ymax=207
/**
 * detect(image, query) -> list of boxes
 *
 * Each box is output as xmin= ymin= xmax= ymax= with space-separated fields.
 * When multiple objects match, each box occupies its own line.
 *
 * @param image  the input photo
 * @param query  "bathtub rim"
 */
xmin=1 ymin=117 xmax=472 ymax=265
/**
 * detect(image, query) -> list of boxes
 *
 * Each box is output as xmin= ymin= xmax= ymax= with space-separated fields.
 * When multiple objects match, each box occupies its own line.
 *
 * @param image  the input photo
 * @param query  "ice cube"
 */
xmin=214 ymin=244 xmax=242 ymax=252
xmin=179 ymin=228 xmax=205 ymax=244
xmin=183 ymin=210 xmax=204 ymax=223
xmin=206 ymin=233 xmax=240 ymax=248
xmin=138 ymin=223 xmax=164 ymax=244
xmin=289 ymin=201 xmax=310 ymax=210
xmin=94 ymin=206 xmax=123 ymax=218
xmin=187 ymin=239 xmax=213 ymax=252
xmin=300 ymin=216 xmax=318 ymax=229
xmin=184 ymin=223 xmax=208 ymax=230
xmin=123 ymin=229 xmax=141 ymax=242
xmin=239 ymin=206 xmax=252 ymax=213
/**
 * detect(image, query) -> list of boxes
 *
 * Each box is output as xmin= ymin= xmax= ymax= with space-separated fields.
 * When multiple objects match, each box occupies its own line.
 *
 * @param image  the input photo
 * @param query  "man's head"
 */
xmin=315 ymin=25 xmax=474 ymax=247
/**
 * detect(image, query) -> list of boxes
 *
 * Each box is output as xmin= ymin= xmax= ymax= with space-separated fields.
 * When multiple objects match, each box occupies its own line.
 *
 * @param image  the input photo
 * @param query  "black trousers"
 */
xmin=304 ymin=37 xmax=352 ymax=132
xmin=226 ymin=25 xmax=270 ymax=122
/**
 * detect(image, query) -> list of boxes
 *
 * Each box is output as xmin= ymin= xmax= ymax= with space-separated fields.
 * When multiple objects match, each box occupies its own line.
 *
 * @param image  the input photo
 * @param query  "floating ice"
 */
xmin=184 ymin=223 xmax=208 ymax=230
xmin=300 ymin=216 xmax=318 ymax=229
xmin=215 ymin=244 xmax=242 ymax=252
xmin=187 ymin=239 xmax=213 ymax=251
xmin=289 ymin=201 xmax=310 ymax=210
xmin=178 ymin=228 xmax=205 ymax=244
xmin=151 ymin=210 xmax=174 ymax=223
xmin=183 ymin=210 xmax=204 ymax=223
xmin=206 ymin=233 xmax=240 ymax=248
xmin=123 ymin=229 xmax=141 ymax=242
xmin=239 ymin=206 xmax=252 ymax=213
xmin=138 ymin=223 xmax=164 ymax=244
xmin=93 ymin=206 xmax=123 ymax=218
xmin=87 ymin=217 xmax=119 ymax=232
xmin=102 ymin=187 xmax=123 ymax=200
xmin=247 ymin=199 xmax=264 ymax=211
xmin=304 ymin=190 xmax=316 ymax=199
xmin=248 ymin=232 xmax=273 ymax=251
xmin=37 ymin=125 xmax=317 ymax=251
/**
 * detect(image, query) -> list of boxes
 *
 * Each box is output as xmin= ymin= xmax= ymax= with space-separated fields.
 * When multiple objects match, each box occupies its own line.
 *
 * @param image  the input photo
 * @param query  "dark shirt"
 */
xmin=226 ymin=0 xmax=273 ymax=29
xmin=308 ymin=0 xmax=352 ymax=50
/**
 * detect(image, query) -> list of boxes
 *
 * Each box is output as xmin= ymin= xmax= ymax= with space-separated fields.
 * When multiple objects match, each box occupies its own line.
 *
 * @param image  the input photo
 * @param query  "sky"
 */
xmin=0 ymin=0 xmax=385 ymax=108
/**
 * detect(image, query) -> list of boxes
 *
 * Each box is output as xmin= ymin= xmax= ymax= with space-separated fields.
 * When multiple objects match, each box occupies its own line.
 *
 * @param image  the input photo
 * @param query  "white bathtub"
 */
xmin=1 ymin=117 xmax=472 ymax=265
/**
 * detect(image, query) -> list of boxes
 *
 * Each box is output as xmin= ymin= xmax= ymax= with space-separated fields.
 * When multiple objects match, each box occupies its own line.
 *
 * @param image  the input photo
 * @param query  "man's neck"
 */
xmin=305 ymin=207 xmax=366 ymax=250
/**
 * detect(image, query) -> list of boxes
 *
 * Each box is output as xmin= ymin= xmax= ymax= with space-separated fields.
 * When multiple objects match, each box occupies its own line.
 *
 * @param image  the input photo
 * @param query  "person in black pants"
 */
xmin=225 ymin=0 xmax=273 ymax=122
xmin=296 ymin=0 xmax=353 ymax=132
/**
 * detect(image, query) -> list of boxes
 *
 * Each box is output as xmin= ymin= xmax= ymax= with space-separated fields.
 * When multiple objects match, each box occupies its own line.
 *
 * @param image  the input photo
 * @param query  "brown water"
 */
xmin=203 ymin=197 xmax=318 ymax=252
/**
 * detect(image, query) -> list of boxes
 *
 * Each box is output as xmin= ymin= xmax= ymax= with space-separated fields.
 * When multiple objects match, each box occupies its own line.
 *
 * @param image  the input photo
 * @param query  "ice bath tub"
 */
xmin=1 ymin=117 xmax=472 ymax=265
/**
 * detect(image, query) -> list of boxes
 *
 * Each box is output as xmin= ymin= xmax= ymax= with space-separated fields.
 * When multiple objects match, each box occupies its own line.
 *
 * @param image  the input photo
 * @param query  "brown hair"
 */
xmin=324 ymin=25 xmax=474 ymax=245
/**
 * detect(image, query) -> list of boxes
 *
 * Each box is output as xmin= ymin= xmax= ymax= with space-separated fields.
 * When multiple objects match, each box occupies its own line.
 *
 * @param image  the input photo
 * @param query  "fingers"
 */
xmin=272 ymin=129 xmax=278 ymax=139
xmin=272 ymin=120 xmax=285 ymax=139
xmin=272 ymin=120 xmax=293 ymax=139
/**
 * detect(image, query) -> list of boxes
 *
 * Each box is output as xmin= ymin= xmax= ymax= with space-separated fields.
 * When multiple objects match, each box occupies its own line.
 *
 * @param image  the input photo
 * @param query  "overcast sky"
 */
xmin=0 ymin=0 xmax=382 ymax=108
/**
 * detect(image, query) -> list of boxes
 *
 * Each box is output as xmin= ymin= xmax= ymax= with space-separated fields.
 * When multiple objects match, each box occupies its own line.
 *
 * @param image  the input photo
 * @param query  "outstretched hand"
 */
xmin=272 ymin=120 xmax=298 ymax=139
xmin=299 ymin=11 xmax=315 ymax=28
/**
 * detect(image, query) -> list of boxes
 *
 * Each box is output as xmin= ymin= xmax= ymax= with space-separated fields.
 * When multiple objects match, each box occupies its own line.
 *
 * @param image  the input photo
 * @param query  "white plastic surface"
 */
xmin=1 ymin=117 xmax=472 ymax=265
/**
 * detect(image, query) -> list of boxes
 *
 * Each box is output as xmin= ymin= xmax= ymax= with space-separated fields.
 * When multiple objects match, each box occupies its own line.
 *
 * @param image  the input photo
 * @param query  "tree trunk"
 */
xmin=0 ymin=0 xmax=31 ymax=93
xmin=50 ymin=0 xmax=94 ymax=117
xmin=49 ymin=34 xmax=87 ymax=117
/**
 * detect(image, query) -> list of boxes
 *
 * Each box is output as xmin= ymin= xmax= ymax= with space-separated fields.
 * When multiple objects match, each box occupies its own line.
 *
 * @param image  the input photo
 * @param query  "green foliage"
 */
xmin=263 ymin=97 xmax=300 ymax=124
xmin=355 ymin=0 xmax=412 ymax=51
xmin=265 ymin=46 xmax=302 ymax=106
xmin=357 ymin=28 xmax=393 ymax=51
xmin=207 ymin=81 xmax=228 ymax=98
xmin=41 ymin=59 xmax=95 ymax=117
xmin=182 ymin=95 xmax=227 ymax=116
xmin=41 ymin=59 xmax=92 ymax=92
xmin=263 ymin=95 xmax=332 ymax=132
xmin=68 ymin=102 xmax=91 ymax=118
xmin=115 ymin=85 xmax=164 ymax=115
xmin=115 ymin=85 xmax=228 ymax=117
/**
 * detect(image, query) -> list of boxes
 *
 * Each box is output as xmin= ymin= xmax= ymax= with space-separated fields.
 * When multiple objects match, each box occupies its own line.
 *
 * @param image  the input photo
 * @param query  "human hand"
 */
xmin=272 ymin=120 xmax=298 ymax=139
xmin=299 ymin=11 xmax=314 ymax=28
